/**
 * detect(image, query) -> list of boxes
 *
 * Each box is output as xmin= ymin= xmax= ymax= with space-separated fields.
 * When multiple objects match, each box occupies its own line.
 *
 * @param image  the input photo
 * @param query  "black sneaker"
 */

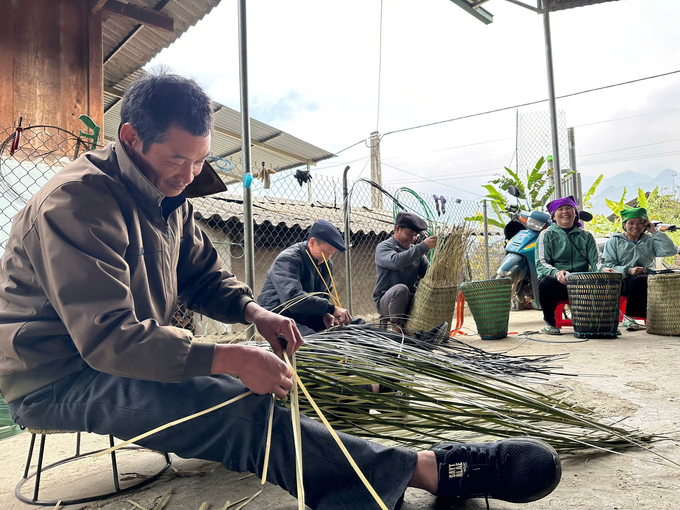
xmin=431 ymin=437 xmax=561 ymax=504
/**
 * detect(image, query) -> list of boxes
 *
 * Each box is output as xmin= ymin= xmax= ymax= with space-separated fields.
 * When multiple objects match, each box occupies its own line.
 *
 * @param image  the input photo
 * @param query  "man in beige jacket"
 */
xmin=0 ymin=73 xmax=560 ymax=509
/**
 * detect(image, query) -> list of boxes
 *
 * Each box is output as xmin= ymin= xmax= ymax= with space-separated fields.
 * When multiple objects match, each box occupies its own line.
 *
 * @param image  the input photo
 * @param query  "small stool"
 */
xmin=16 ymin=430 xmax=172 ymax=506
xmin=618 ymin=296 xmax=647 ymax=324
xmin=554 ymin=300 xmax=573 ymax=329
xmin=378 ymin=315 xmax=390 ymax=330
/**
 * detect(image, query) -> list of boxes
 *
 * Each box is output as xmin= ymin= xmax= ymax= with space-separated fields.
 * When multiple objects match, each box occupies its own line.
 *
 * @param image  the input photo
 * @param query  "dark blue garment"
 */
xmin=8 ymin=367 xmax=416 ymax=510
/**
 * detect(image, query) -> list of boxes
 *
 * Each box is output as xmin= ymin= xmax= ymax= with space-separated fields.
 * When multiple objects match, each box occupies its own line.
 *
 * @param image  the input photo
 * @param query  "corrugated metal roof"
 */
xmin=103 ymin=0 xmax=222 ymax=89
xmin=103 ymin=70 xmax=336 ymax=186
xmin=549 ymin=0 xmax=620 ymax=11
xmin=192 ymin=194 xmax=396 ymax=235
xmin=191 ymin=194 xmax=500 ymax=236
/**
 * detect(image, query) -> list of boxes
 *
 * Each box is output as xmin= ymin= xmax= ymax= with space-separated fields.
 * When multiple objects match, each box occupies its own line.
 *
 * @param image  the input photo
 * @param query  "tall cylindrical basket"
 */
xmin=460 ymin=278 xmax=512 ymax=340
xmin=405 ymin=279 xmax=457 ymax=334
xmin=646 ymin=272 xmax=680 ymax=336
xmin=566 ymin=272 xmax=622 ymax=339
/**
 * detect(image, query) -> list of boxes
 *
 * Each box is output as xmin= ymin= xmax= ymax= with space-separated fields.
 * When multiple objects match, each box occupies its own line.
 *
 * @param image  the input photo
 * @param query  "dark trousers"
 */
xmin=621 ymin=274 xmax=648 ymax=318
xmin=538 ymin=276 xmax=569 ymax=324
xmin=376 ymin=284 xmax=412 ymax=325
xmin=8 ymin=367 xmax=416 ymax=510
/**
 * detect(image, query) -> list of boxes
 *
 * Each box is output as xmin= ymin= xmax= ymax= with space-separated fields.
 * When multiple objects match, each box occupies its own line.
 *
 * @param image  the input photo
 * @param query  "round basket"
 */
xmin=646 ymin=272 xmax=680 ymax=336
xmin=405 ymin=279 xmax=458 ymax=333
xmin=460 ymin=278 xmax=512 ymax=340
xmin=565 ymin=272 xmax=622 ymax=339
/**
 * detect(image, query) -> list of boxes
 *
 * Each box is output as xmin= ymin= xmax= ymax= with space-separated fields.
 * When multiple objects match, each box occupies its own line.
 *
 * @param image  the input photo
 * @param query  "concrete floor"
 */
xmin=0 ymin=309 xmax=678 ymax=509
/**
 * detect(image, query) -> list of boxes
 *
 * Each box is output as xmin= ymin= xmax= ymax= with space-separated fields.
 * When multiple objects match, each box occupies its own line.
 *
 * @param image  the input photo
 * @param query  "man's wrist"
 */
xmin=244 ymin=301 xmax=266 ymax=324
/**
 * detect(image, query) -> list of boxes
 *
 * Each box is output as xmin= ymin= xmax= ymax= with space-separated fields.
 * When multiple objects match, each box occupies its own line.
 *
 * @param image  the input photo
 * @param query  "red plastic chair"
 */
xmin=555 ymin=297 xmax=645 ymax=330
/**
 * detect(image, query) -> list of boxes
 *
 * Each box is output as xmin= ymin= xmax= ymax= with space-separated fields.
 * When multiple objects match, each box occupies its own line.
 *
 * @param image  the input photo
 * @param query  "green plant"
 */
xmin=466 ymin=157 xmax=557 ymax=228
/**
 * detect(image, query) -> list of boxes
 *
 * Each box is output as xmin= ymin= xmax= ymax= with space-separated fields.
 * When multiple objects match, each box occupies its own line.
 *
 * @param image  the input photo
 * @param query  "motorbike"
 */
xmin=496 ymin=186 xmax=593 ymax=310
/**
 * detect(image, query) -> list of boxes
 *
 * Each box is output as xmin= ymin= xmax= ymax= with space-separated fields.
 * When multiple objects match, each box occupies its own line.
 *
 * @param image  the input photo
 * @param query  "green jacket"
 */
xmin=602 ymin=231 xmax=677 ymax=276
xmin=536 ymin=223 xmax=602 ymax=279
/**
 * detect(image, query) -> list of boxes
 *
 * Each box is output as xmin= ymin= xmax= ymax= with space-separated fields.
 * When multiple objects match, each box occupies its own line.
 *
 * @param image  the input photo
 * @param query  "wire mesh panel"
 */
xmin=0 ymin=124 xmax=505 ymax=338
xmin=517 ymin=110 xmax=569 ymax=178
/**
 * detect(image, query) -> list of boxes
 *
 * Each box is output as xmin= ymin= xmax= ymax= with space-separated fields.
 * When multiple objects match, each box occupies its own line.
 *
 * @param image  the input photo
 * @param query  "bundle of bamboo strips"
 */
xmin=285 ymin=325 xmax=654 ymax=454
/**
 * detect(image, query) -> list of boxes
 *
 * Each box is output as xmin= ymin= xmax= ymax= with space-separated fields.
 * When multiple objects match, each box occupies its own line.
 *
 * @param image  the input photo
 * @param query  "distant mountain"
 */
xmin=586 ymin=168 xmax=677 ymax=215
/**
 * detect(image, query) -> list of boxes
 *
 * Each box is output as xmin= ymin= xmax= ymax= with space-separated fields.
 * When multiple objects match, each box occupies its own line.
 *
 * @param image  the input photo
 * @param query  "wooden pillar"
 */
xmin=0 ymin=0 xmax=103 ymax=133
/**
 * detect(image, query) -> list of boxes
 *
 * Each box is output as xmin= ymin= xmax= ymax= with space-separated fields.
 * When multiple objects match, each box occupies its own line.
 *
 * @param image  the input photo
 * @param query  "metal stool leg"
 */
xmin=109 ymin=435 xmax=121 ymax=492
xmin=75 ymin=431 xmax=81 ymax=457
xmin=33 ymin=434 xmax=47 ymax=502
xmin=23 ymin=434 xmax=36 ymax=479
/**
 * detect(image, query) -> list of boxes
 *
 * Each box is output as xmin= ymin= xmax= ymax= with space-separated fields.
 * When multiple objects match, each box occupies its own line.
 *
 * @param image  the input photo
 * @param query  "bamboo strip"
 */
xmin=260 ymin=394 xmax=276 ymax=485
xmin=306 ymin=250 xmax=339 ymax=307
xmin=233 ymin=490 xmax=262 ymax=510
xmin=94 ymin=391 xmax=253 ymax=458
xmin=288 ymin=353 xmax=305 ymax=509
xmin=284 ymin=354 xmax=388 ymax=510
xmin=322 ymin=253 xmax=341 ymax=308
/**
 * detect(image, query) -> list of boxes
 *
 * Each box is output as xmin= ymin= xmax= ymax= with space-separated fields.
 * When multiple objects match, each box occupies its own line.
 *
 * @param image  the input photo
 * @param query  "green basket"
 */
xmin=647 ymin=273 xmax=680 ymax=336
xmin=460 ymin=278 xmax=512 ymax=340
xmin=1 ymin=394 xmax=24 ymax=440
xmin=566 ymin=272 xmax=621 ymax=339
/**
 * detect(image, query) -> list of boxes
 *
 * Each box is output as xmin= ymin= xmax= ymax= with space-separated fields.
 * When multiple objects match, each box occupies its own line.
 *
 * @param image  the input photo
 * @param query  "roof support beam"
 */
xmin=103 ymin=0 xmax=174 ymax=32
xmin=91 ymin=0 xmax=108 ymax=13
xmin=213 ymin=125 xmax=313 ymax=164
xmin=447 ymin=0 xmax=494 ymax=24
xmin=504 ymin=0 xmax=543 ymax=13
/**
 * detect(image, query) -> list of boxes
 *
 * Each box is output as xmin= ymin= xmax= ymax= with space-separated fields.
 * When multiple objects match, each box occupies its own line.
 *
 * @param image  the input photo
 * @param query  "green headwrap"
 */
xmin=620 ymin=207 xmax=648 ymax=223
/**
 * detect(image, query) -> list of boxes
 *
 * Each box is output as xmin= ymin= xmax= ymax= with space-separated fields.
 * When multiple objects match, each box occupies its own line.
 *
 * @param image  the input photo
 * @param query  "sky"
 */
xmin=147 ymin=0 xmax=680 ymax=200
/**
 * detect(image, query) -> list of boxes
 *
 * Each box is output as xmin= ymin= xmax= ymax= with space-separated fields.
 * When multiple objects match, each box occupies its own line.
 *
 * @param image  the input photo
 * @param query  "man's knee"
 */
xmin=390 ymin=284 xmax=410 ymax=299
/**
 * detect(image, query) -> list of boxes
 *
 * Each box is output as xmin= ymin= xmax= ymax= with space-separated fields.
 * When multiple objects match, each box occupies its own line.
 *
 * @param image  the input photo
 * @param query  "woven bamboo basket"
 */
xmin=405 ymin=279 xmax=458 ymax=333
xmin=646 ymin=272 xmax=680 ymax=336
xmin=565 ymin=272 xmax=622 ymax=339
xmin=460 ymin=278 xmax=512 ymax=340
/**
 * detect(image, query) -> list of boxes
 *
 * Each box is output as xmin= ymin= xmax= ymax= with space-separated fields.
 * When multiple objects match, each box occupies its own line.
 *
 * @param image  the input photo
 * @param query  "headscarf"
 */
xmin=620 ymin=207 xmax=648 ymax=225
xmin=546 ymin=195 xmax=582 ymax=228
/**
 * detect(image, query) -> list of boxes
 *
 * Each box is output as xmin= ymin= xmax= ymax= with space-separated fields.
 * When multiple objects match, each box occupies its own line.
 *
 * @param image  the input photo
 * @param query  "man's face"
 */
xmin=121 ymin=123 xmax=211 ymax=197
xmin=308 ymin=238 xmax=338 ymax=263
xmin=394 ymin=225 xmax=419 ymax=249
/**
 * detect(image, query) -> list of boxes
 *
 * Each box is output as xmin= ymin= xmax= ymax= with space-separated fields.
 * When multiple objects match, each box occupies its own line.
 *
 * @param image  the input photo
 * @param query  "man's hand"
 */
xmin=244 ymin=302 xmax=303 ymax=358
xmin=556 ymin=270 xmax=569 ymax=285
xmin=602 ymin=267 xmax=618 ymax=274
xmin=423 ymin=236 xmax=438 ymax=250
xmin=323 ymin=313 xmax=340 ymax=329
xmin=211 ymin=344 xmax=293 ymax=399
xmin=332 ymin=306 xmax=352 ymax=325
xmin=630 ymin=266 xmax=647 ymax=276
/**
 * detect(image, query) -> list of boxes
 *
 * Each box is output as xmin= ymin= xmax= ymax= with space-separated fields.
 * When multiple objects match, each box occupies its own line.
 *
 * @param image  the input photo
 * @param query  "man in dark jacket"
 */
xmin=258 ymin=219 xmax=352 ymax=336
xmin=374 ymin=212 xmax=437 ymax=326
xmin=0 ymin=73 xmax=561 ymax=509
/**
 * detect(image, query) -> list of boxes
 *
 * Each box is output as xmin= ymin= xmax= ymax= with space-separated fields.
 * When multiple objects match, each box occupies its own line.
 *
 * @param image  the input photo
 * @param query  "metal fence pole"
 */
xmin=238 ymin=0 xmax=255 ymax=340
xmin=483 ymin=199 xmax=490 ymax=279
xmin=342 ymin=166 xmax=353 ymax=315
xmin=567 ymin=127 xmax=583 ymax=208
xmin=542 ymin=0 xmax=562 ymax=199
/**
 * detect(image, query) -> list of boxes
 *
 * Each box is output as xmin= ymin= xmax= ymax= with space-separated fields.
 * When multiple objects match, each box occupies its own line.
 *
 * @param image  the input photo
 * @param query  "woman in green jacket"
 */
xmin=535 ymin=196 xmax=616 ymax=335
xmin=602 ymin=207 xmax=678 ymax=328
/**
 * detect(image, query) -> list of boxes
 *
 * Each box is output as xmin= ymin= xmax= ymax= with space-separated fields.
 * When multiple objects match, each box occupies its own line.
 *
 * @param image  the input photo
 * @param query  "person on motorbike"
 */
xmin=602 ymin=207 xmax=678 ymax=330
xmin=535 ymin=195 xmax=617 ymax=335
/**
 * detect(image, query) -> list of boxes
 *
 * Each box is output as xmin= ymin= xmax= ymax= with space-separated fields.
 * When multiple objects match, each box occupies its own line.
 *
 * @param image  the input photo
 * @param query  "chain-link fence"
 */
xmin=0 ymin=123 xmax=505 ymax=337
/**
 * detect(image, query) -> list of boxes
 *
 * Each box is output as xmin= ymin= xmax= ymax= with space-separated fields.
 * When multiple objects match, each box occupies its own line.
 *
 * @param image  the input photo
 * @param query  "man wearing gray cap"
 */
xmin=373 ymin=212 xmax=437 ymax=326
xmin=258 ymin=219 xmax=352 ymax=336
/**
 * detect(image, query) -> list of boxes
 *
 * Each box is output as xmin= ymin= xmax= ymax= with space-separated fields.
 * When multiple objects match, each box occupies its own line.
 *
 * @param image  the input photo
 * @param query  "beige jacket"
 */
xmin=0 ymin=135 xmax=253 ymax=402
